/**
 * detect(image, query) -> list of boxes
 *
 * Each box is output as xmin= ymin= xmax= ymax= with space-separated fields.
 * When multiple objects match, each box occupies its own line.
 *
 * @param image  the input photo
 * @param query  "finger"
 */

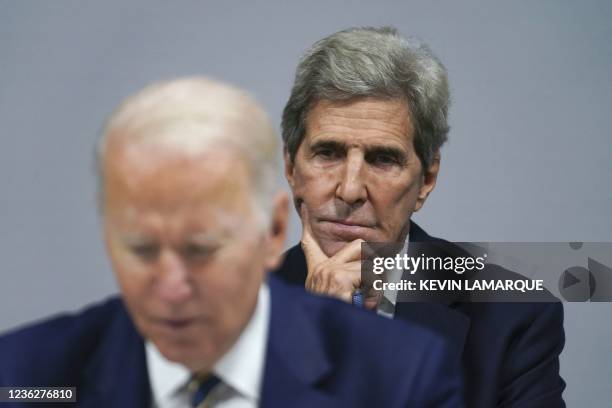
xmin=321 ymin=261 xmax=362 ymax=298
xmin=305 ymin=267 xmax=314 ymax=290
xmin=299 ymin=204 xmax=328 ymax=271
xmin=337 ymin=291 xmax=353 ymax=304
xmin=305 ymin=265 xmax=323 ymax=292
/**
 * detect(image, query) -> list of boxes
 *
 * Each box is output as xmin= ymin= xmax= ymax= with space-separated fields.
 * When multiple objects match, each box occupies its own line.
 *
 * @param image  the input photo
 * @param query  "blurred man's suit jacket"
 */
xmin=0 ymin=275 xmax=463 ymax=407
xmin=276 ymin=222 xmax=566 ymax=408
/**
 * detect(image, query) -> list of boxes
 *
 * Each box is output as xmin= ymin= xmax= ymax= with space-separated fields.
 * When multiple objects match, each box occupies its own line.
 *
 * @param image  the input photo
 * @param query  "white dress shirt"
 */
xmin=146 ymin=283 xmax=270 ymax=408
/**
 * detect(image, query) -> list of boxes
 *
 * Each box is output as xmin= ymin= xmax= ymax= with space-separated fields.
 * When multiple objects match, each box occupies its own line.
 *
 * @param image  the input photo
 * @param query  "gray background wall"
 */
xmin=1 ymin=0 xmax=610 ymax=405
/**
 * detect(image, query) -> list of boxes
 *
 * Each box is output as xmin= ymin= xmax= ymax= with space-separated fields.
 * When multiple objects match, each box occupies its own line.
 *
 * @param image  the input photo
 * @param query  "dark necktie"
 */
xmin=190 ymin=373 xmax=221 ymax=407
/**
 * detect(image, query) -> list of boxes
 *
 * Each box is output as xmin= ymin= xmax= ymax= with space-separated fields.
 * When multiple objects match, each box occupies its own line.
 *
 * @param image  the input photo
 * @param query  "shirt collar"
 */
xmin=146 ymin=341 xmax=190 ymax=403
xmin=383 ymin=232 xmax=410 ymax=306
xmin=213 ymin=282 xmax=270 ymax=400
xmin=146 ymin=282 xmax=271 ymax=403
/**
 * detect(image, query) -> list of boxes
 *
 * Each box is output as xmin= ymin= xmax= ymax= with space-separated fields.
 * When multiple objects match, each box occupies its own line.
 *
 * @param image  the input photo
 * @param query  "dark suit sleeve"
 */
xmin=498 ymin=302 xmax=566 ymax=407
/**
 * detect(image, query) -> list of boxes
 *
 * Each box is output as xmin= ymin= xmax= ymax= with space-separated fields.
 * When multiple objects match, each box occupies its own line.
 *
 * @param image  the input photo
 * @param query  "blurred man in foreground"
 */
xmin=276 ymin=26 xmax=566 ymax=407
xmin=0 ymin=77 xmax=463 ymax=407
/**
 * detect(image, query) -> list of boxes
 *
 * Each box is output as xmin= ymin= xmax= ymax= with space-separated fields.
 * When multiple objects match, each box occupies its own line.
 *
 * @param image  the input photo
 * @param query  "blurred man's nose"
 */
xmin=335 ymin=151 xmax=367 ymax=205
xmin=155 ymin=250 xmax=193 ymax=304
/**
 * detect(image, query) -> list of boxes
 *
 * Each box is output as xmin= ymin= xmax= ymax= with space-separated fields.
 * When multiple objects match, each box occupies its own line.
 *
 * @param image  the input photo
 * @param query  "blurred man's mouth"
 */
xmin=154 ymin=317 xmax=199 ymax=332
xmin=162 ymin=318 xmax=195 ymax=328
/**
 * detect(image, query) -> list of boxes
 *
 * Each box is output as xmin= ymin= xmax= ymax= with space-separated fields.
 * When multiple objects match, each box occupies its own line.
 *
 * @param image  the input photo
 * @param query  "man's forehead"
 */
xmin=106 ymin=134 xmax=241 ymax=173
xmin=103 ymin=142 xmax=252 ymax=213
xmin=305 ymin=98 xmax=414 ymax=146
xmin=310 ymin=97 xmax=410 ymax=119
xmin=109 ymin=205 xmax=250 ymax=239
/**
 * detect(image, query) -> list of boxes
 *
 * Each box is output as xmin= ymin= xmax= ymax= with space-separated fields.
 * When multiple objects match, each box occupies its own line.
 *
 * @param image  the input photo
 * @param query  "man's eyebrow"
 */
xmin=309 ymin=139 xmax=347 ymax=151
xmin=308 ymin=138 xmax=408 ymax=162
xmin=188 ymin=232 xmax=225 ymax=244
xmin=365 ymin=145 xmax=407 ymax=160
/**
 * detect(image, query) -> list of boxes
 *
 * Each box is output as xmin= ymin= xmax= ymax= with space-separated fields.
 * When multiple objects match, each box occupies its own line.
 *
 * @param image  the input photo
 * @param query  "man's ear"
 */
xmin=414 ymin=150 xmax=441 ymax=212
xmin=263 ymin=191 xmax=290 ymax=271
xmin=284 ymin=147 xmax=295 ymax=188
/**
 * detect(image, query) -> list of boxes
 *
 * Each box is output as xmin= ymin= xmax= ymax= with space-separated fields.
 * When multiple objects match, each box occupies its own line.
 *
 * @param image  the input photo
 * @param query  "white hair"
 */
xmin=96 ymin=76 xmax=278 ymax=224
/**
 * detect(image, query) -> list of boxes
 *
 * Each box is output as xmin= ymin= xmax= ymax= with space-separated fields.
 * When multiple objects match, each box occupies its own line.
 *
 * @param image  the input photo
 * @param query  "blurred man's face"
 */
xmin=285 ymin=97 xmax=439 ymax=257
xmin=103 ymin=140 xmax=275 ymax=372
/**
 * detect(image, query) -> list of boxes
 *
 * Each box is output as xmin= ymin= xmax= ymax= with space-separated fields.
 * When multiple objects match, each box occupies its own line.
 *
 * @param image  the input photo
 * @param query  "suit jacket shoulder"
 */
xmin=0 ymin=297 xmax=150 ymax=407
xmin=263 ymin=276 xmax=464 ymax=407
xmin=0 ymin=298 xmax=122 ymax=385
xmin=409 ymin=223 xmax=566 ymax=407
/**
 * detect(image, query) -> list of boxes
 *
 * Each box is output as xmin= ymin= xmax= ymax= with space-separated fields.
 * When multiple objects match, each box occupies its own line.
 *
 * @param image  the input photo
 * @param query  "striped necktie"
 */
xmin=189 ymin=373 xmax=221 ymax=408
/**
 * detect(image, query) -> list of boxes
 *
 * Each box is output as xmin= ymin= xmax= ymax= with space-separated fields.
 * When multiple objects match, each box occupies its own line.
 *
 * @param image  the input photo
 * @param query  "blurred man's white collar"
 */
xmin=146 ymin=283 xmax=270 ymax=407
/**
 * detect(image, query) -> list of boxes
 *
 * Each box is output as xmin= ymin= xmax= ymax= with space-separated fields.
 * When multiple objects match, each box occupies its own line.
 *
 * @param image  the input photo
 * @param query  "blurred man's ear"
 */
xmin=414 ymin=150 xmax=441 ymax=212
xmin=263 ymin=191 xmax=289 ymax=270
xmin=284 ymin=148 xmax=295 ymax=189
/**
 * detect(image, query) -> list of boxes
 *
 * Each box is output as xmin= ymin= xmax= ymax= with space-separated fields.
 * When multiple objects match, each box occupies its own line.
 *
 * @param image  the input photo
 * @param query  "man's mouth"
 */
xmin=322 ymin=219 xmax=372 ymax=228
xmin=319 ymin=219 xmax=375 ymax=240
xmin=156 ymin=317 xmax=198 ymax=330
xmin=321 ymin=217 xmax=375 ymax=227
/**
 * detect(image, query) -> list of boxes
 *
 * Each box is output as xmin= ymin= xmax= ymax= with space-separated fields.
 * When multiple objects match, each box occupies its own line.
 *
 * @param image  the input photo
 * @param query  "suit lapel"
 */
xmin=80 ymin=299 xmax=151 ymax=407
xmin=261 ymin=277 xmax=338 ymax=407
xmin=397 ymin=222 xmax=470 ymax=354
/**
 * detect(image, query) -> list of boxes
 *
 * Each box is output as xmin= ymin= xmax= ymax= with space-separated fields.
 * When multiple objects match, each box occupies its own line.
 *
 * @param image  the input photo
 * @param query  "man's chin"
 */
xmin=318 ymin=237 xmax=363 ymax=257
xmin=154 ymin=339 xmax=217 ymax=371
xmin=315 ymin=226 xmax=378 ymax=257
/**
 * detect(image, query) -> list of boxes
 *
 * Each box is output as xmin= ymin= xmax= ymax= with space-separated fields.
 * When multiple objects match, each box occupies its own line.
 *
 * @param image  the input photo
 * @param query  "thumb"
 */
xmin=300 ymin=204 xmax=328 ymax=270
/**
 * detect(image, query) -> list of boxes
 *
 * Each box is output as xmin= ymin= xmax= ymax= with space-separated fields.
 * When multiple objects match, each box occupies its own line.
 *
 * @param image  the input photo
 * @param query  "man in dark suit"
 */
xmin=277 ymin=26 xmax=566 ymax=407
xmin=0 ymin=77 xmax=463 ymax=407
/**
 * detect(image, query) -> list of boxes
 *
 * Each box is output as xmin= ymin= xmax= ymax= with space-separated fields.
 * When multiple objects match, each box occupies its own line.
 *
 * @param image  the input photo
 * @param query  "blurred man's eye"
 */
xmin=129 ymin=244 xmax=160 ymax=261
xmin=181 ymin=244 xmax=218 ymax=262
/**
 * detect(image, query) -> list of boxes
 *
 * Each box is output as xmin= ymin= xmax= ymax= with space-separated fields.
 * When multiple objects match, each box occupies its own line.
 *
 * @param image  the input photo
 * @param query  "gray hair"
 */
xmin=96 ymin=76 xmax=278 ymax=223
xmin=282 ymin=26 xmax=450 ymax=170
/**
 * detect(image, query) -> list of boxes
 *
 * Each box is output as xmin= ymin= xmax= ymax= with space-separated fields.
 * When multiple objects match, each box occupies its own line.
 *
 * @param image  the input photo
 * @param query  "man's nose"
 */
xmin=155 ymin=250 xmax=193 ymax=304
xmin=336 ymin=151 xmax=367 ymax=205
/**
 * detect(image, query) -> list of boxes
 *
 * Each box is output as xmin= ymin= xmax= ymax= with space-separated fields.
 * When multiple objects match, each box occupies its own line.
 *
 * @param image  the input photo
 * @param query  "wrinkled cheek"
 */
xmin=292 ymin=160 xmax=336 ymax=200
xmin=297 ymin=174 xmax=337 ymax=210
xmin=289 ymin=169 xmax=311 ymax=202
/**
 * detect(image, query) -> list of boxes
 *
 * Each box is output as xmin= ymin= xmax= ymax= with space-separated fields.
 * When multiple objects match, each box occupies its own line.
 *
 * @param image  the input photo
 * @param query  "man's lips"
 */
xmin=322 ymin=219 xmax=374 ymax=228
xmin=155 ymin=317 xmax=199 ymax=330
xmin=318 ymin=219 xmax=375 ymax=240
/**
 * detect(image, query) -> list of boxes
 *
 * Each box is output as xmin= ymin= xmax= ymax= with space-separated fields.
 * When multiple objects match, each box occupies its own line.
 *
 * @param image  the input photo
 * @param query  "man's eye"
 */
xmin=371 ymin=154 xmax=400 ymax=167
xmin=314 ymin=148 xmax=340 ymax=160
xmin=181 ymin=244 xmax=217 ymax=261
xmin=130 ymin=244 xmax=159 ymax=260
